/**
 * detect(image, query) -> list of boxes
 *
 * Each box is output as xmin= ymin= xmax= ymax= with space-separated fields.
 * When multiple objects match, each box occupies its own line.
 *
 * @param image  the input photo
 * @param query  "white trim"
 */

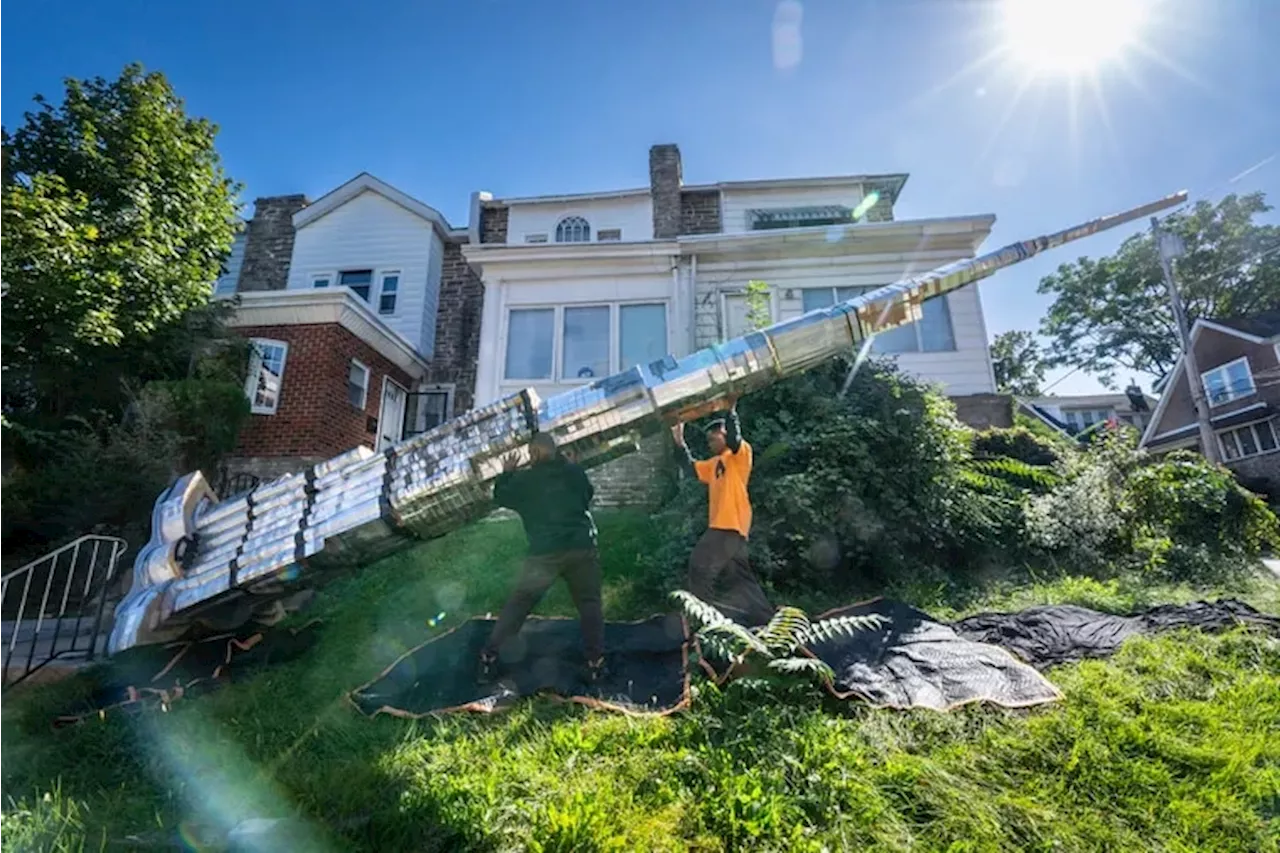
xmin=309 ymin=272 xmax=332 ymax=290
xmin=1139 ymin=358 xmax=1186 ymax=448
xmin=674 ymin=214 xmax=996 ymax=254
xmin=1201 ymin=355 xmax=1256 ymax=407
xmin=377 ymin=269 xmax=401 ymax=316
xmin=226 ymin=289 xmax=429 ymax=377
xmin=487 ymin=173 xmax=909 ymax=207
xmin=499 ymin=299 xmax=672 ymax=386
xmin=499 ymin=187 xmax=651 ymax=205
xmin=1190 ymin=317 xmax=1269 ymax=345
xmin=347 ymin=359 xmax=370 ymax=410
xmin=294 ymin=172 xmax=455 ymax=237
xmin=1143 ymin=401 xmax=1270 ymax=444
xmin=377 ymin=376 xmax=409 ymax=451
xmin=244 ymin=338 xmax=289 ymax=415
xmin=463 ymin=240 xmax=680 ymax=264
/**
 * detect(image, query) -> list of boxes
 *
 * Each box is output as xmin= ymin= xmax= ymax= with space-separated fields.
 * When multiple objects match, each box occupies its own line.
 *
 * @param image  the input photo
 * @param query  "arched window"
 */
xmin=555 ymin=216 xmax=591 ymax=243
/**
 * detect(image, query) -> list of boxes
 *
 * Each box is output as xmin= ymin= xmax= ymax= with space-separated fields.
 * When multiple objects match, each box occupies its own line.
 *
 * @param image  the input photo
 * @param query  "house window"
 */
xmin=311 ymin=275 xmax=331 ymax=289
xmin=555 ymin=216 xmax=591 ymax=243
xmin=1063 ymin=409 xmax=1115 ymax=431
xmin=620 ymin=303 xmax=668 ymax=370
xmin=502 ymin=302 xmax=668 ymax=383
xmin=1218 ymin=419 xmax=1278 ymax=461
xmin=245 ymin=339 xmax=288 ymax=415
xmin=405 ymin=387 xmax=454 ymax=438
xmin=348 ymin=359 xmax=370 ymax=409
xmin=524 ymin=233 xmax=548 ymax=244
xmin=505 ymin=308 xmax=555 ymax=380
xmin=801 ymin=286 xmax=955 ymax=353
xmin=749 ymin=206 xmax=854 ymax=230
xmin=379 ymin=272 xmax=399 ymax=315
xmin=1201 ymin=357 xmax=1255 ymax=407
xmin=562 ymin=306 xmax=610 ymax=379
xmin=597 ymin=228 xmax=622 ymax=242
xmin=339 ymin=269 xmax=373 ymax=302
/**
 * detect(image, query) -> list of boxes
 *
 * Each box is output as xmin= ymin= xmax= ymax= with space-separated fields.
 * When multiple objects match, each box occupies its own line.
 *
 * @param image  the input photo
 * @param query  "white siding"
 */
xmin=505 ymin=197 xmax=653 ymax=244
xmin=720 ymin=185 xmax=868 ymax=234
xmin=288 ymin=190 xmax=439 ymax=356
xmin=693 ymin=256 xmax=995 ymax=395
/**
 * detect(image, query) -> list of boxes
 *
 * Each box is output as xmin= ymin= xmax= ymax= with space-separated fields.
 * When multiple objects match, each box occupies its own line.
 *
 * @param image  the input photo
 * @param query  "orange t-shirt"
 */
xmin=694 ymin=441 xmax=753 ymax=538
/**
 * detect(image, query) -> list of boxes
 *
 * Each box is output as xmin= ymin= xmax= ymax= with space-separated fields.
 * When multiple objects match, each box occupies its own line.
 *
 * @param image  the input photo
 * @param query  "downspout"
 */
xmin=690 ymin=253 xmax=698 ymax=353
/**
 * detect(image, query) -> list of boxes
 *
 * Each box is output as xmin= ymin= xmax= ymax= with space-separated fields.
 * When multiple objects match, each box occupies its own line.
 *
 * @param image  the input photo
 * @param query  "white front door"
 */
xmin=377 ymin=379 xmax=408 ymax=450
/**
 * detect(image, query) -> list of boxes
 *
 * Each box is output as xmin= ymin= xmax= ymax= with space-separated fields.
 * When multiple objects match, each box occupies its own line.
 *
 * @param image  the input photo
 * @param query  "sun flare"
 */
xmin=1001 ymin=0 xmax=1148 ymax=75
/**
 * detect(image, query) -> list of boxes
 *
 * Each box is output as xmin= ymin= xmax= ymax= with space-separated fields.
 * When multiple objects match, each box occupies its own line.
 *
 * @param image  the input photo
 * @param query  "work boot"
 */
xmin=585 ymin=655 xmax=610 ymax=685
xmin=477 ymin=651 xmax=499 ymax=685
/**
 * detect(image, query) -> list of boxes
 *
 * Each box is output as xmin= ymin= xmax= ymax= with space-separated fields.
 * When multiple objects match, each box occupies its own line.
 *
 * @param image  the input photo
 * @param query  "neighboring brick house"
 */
xmin=1140 ymin=312 xmax=1280 ymax=491
xmin=213 ymin=174 xmax=482 ymax=489
xmin=463 ymin=143 xmax=1005 ymax=505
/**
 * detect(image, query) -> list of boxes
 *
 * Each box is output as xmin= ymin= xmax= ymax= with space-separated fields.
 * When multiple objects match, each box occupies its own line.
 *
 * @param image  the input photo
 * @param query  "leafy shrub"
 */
xmin=972 ymin=426 xmax=1062 ymax=467
xmin=138 ymin=378 xmax=250 ymax=473
xmin=1125 ymin=451 xmax=1280 ymax=584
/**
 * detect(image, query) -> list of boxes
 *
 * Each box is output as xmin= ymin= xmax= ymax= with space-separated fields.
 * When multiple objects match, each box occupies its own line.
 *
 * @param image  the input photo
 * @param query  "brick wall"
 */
xmin=423 ymin=239 xmax=483 ymax=412
xmin=237 ymin=195 xmax=308 ymax=292
xmin=480 ymin=203 xmax=509 ymax=244
xmin=681 ymin=189 xmax=722 ymax=235
xmin=230 ymin=323 xmax=416 ymax=463
xmin=650 ymin=144 xmax=682 ymax=240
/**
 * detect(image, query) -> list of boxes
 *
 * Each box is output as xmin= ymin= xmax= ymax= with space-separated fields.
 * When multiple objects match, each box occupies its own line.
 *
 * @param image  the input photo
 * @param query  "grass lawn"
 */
xmin=3 ymin=510 xmax=1279 ymax=851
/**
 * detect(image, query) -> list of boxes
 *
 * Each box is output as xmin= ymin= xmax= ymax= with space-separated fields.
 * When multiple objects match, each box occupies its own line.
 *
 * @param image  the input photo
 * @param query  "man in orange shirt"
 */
xmin=671 ymin=400 xmax=776 ymax=627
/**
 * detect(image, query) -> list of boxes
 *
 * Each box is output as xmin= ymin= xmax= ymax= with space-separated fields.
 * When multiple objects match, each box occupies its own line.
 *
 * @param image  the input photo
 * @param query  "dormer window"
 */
xmin=555 ymin=216 xmax=591 ymax=243
xmin=748 ymin=206 xmax=854 ymax=231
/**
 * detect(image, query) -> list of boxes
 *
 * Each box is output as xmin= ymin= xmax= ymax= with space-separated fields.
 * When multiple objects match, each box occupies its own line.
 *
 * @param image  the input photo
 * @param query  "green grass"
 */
xmin=3 ymin=510 xmax=1279 ymax=851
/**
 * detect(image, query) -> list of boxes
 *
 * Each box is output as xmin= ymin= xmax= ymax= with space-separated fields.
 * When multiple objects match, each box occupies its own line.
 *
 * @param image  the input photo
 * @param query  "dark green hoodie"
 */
xmin=493 ymin=456 xmax=598 ymax=555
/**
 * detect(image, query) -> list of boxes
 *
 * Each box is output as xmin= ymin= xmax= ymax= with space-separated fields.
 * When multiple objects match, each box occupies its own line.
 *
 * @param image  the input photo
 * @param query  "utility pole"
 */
xmin=1151 ymin=216 xmax=1218 ymax=463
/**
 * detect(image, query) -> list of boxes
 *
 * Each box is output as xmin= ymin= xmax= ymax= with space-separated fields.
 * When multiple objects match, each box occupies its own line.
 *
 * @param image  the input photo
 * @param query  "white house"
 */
xmin=463 ymin=144 xmax=1000 ymax=415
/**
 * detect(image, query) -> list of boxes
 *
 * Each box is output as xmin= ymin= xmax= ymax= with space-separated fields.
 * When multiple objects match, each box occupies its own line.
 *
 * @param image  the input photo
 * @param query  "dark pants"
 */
xmin=688 ymin=529 xmax=775 ymax=627
xmin=483 ymin=547 xmax=605 ymax=662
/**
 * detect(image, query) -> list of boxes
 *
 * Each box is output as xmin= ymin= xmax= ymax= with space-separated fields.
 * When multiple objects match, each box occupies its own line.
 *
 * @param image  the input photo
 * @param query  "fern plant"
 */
xmin=670 ymin=590 xmax=881 ymax=687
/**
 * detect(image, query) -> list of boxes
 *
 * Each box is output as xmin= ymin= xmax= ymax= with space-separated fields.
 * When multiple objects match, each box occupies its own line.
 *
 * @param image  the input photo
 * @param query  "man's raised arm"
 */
xmin=670 ymin=422 xmax=698 ymax=479
xmin=724 ymin=403 xmax=743 ymax=453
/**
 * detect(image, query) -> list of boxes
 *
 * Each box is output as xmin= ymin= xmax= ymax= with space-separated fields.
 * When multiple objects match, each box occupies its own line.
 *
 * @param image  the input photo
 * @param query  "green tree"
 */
xmin=1037 ymin=193 xmax=1280 ymax=388
xmin=2 ymin=63 xmax=240 ymax=421
xmin=990 ymin=330 xmax=1046 ymax=396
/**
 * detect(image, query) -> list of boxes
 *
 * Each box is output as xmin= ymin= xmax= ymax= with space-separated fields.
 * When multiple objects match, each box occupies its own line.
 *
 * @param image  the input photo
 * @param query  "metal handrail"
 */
xmin=2 ymin=535 xmax=128 ymax=690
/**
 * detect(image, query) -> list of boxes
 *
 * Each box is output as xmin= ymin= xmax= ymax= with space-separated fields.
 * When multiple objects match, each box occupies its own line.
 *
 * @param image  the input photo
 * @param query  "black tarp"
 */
xmin=51 ymin=622 xmax=322 ymax=728
xmin=348 ymin=613 xmax=693 ymax=718
xmin=805 ymin=599 xmax=1064 ymax=711
xmin=952 ymin=597 xmax=1280 ymax=669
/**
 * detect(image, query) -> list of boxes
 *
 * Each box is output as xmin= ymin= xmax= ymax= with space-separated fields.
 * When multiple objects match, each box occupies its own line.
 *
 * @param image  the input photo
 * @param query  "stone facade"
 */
xmin=950 ymin=394 xmax=1014 ymax=429
xmin=861 ymin=179 xmax=897 ymax=223
xmin=680 ymin=189 xmax=722 ymax=235
xmin=585 ymin=434 xmax=675 ymax=508
xmin=227 ymin=323 xmax=416 ymax=475
xmin=480 ymin=203 xmax=509 ymax=244
xmin=1227 ymin=441 xmax=1280 ymax=494
xmin=649 ymin=144 xmax=683 ymax=240
xmin=423 ymin=239 xmax=484 ymax=413
xmin=237 ymin=195 xmax=308 ymax=292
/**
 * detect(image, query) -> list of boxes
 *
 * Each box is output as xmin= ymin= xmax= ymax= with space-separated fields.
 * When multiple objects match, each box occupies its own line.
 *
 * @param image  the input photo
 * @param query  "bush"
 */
xmin=972 ymin=426 xmax=1062 ymax=467
xmin=138 ymin=378 xmax=250 ymax=473
xmin=1126 ymin=451 xmax=1280 ymax=584
xmin=643 ymin=358 xmax=1017 ymax=599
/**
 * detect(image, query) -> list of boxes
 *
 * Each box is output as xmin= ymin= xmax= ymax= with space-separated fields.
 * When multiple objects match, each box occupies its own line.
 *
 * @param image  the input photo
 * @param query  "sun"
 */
xmin=1001 ymin=0 xmax=1148 ymax=76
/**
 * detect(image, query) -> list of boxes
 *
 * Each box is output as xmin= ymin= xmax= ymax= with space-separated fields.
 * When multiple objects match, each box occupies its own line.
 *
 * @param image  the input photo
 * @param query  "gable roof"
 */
xmin=1139 ymin=309 xmax=1280 ymax=448
xmin=293 ymin=172 xmax=458 ymax=237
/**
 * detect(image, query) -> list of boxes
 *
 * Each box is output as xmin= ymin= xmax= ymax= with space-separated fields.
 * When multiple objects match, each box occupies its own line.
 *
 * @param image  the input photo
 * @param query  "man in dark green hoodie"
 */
xmin=478 ymin=432 xmax=606 ymax=684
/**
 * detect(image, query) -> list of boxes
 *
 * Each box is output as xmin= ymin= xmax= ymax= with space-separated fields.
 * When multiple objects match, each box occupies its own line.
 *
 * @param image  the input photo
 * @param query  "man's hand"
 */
xmin=670 ymin=422 xmax=685 ymax=447
xmin=726 ymin=393 xmax=740 ymax=413
xmin=501 ymin=451 xmax=521 ymax=472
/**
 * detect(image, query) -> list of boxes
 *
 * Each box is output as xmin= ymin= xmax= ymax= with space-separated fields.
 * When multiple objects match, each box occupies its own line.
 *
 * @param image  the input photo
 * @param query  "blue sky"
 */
xmin=4 ymin=0 xmax=1278 ymax=395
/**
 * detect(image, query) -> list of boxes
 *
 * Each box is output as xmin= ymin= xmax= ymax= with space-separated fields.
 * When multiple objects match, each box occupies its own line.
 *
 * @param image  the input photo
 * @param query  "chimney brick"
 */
xmin=649 ymin=144 xmax=682 ymax=240
xmin=238 ymin=195 xmax=309 ymax=292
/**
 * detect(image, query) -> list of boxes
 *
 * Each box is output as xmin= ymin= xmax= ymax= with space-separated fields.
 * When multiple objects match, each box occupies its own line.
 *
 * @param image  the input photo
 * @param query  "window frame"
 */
xmin=244 ymin=338 xmax=289 ymax=416
xmin=1217 ymin=418 xmax=1278 ymax=461
xmin=798 ymin=285 xmax=957 ymax=353
xmin=500 ymin=300 xmax=670 ymax=385
xmin=337 ymin=269 xmax=374 ymax=302
xmin=554 ymin=216 xmax=592 ymax=243
xmin=378 ymin=270 xmax=400 ymax=315
xmin=310 ymin=273 xmax=332 ymax=289
xmin=347 ymin=358 xmax=371 ymax=410
xmin=720 ymin=289 xmax=779 ymax=340
xmin=1201 ymin=356 xmax=1256 ymax=408
xmin=404 ymin=383 xmax=456 ymax=439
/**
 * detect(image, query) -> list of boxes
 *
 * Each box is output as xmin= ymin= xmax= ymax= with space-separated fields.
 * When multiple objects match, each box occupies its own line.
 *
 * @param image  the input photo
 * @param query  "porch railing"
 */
xmin=1 ymin=535 xmax=128 ymax=690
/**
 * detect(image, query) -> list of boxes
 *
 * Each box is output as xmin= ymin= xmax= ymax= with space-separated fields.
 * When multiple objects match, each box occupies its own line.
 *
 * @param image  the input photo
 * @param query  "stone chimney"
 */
xmin=649 ymin=144 xmax=682 ymax=240
xmin=237 ymin=194 xmax=309 ymax=292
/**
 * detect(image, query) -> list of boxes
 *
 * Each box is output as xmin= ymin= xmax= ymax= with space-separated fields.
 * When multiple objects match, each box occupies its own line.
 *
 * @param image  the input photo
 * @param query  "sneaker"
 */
xmin=585 ymin=656 xmax=609 ymax=684
xmin=477 ymin=651 xmax=499 ymax=685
